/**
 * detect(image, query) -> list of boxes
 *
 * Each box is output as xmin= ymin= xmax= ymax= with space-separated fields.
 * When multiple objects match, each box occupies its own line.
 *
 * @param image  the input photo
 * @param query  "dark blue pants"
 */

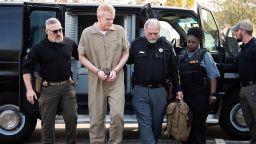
xmin=132 ymin=85 xmax=168 ymax=144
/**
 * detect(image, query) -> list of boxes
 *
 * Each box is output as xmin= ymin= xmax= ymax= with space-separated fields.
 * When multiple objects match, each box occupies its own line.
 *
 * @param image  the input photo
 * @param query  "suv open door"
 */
xmin=197 ymin=4 xmax=222 ymax=62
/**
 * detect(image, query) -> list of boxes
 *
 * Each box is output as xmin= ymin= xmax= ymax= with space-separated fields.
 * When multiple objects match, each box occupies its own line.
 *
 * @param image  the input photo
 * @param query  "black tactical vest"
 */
xmin=178 ymin=48 xmax=208 ymax=89
xmin=179 ymin=48 xmax=211 ymax=111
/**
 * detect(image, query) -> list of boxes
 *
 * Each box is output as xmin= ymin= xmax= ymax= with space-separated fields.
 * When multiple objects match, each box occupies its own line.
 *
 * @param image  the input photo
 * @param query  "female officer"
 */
xmin=179 ymin=27 xmax=220 ymax=144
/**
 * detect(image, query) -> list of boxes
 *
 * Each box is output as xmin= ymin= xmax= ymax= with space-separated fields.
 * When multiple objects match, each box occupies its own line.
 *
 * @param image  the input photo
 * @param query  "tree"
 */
xmin=165 ymin=0 xmax=196 ymax=8
xmin=212 ymin=0 xmax=256 ymax=33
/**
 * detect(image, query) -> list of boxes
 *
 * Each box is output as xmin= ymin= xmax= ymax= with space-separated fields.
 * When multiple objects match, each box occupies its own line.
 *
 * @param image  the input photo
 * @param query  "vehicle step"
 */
xmin=55 ymin=114 xmax=138 ymax=124
xmin=54 ymin=114 xmax=219 ymax=124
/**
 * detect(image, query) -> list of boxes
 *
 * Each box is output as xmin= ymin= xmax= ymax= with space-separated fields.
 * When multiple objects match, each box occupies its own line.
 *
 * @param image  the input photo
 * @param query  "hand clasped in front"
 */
xmin=98 ymin=69 xmax=117 ymax=82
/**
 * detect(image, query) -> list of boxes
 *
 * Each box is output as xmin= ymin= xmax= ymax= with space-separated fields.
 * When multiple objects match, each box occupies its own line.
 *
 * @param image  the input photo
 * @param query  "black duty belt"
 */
xmin=240 ymin=81 xmax=256 ymax=87
xmin=137 ymin=83 xmax=164 ymax=88
xmin=42 ymin=78 xmax=71 ymax=87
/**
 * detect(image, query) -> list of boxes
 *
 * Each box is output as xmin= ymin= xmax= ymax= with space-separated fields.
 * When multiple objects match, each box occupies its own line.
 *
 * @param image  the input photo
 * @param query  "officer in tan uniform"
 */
xmin=78 ymin=4 xmax=129 ymax=144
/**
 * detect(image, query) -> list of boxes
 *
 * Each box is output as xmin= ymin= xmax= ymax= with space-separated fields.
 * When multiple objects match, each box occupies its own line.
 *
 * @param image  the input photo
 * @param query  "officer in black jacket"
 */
xmin=232 ymin=20 xmax=256 ymax=144
xmin=127 ymin=18 xmax=183 ymax=144
xmin=179 ymin=27 xmax=220 ymax=144
xmin=23 ymin=18 xmax=78 ymax=144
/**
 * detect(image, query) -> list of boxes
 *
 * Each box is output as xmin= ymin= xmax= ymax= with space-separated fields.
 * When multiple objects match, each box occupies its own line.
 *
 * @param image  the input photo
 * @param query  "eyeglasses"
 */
xmin=48 ymin=28 xmax=63 ymax=34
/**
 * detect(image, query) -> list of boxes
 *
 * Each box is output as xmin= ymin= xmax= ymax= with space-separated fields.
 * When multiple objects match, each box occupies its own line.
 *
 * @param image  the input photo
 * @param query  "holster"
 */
xmin=165 ymin=80 xmax=174 ymax=102
xmin=35 ymin=76 xmax=42 ymax=93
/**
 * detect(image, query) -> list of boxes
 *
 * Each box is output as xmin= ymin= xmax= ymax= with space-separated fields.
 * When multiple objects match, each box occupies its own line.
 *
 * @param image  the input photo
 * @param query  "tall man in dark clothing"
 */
xmin=232 ymin=20 xmax=256 ymax=144
xmin=23 ymin=18 xmax=78 ymax=144
xmin=127 ymin=19 xmax=183 ymax=144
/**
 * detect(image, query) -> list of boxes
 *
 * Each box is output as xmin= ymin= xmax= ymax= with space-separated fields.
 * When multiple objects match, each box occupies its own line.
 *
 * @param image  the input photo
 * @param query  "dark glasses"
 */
xmin=49 ymin=28 xmax=63 ymax=34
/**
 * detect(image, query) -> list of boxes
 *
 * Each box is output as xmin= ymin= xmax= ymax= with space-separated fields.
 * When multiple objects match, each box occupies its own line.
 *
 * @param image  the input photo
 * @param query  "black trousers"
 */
xmin=182 ymin=106 xmax=208 ymax=144
xmin=182 ymin=85 xmax=209 ymax=144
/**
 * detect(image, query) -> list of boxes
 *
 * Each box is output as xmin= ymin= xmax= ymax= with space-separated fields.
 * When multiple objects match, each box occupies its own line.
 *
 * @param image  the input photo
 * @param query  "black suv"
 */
xmin=0 ymin=2 xmax=246 ymax=143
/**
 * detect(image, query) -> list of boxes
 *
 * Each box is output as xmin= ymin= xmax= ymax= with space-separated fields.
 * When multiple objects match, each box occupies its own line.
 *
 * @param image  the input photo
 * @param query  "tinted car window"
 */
xmin=0 ymin=6 xmax=23 ymax=61
xmin=30 ymin=11 xmax=56 ymax=46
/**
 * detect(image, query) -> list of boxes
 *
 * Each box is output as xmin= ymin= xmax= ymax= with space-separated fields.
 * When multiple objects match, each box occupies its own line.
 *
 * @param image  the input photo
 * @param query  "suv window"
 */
xmin=0 ymin=6 xmax=23 ymax=61
xmin=159 ymin=10 xmax=219 ymax=53
xmin=177 ymin=17 xmax=199 ymax=31
xmin=160 ymin=21 xmax=180 ymax=44
xmin=200 ymin=8 xmax=219 ymax=52
xmin=159 ymin=13 xmax=199 ymax=54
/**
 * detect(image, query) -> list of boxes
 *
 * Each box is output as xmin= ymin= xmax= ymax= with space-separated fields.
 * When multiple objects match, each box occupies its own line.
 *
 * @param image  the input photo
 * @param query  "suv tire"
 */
xmin=219 ymin=91 xmax=250 ymax=139
xmin=0 ymin=93 xmax=37 ymax=143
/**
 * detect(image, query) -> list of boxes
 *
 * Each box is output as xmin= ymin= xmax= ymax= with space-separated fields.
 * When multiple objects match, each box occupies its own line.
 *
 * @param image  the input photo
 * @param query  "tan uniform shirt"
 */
xmin=78 ymin=23 xmax=128 ymax=94
xmin=78 ymin=23 xmax=128 ymax=72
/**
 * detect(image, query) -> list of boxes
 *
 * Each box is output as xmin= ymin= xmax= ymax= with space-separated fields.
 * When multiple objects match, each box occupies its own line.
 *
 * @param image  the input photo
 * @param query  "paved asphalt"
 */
xmin=24 ymin=123 xmax=250 ymax=144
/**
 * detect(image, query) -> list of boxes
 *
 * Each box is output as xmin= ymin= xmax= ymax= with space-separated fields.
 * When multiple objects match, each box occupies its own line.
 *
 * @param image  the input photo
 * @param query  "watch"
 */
xmin=211 ymin=93 xmax=216 ymax=96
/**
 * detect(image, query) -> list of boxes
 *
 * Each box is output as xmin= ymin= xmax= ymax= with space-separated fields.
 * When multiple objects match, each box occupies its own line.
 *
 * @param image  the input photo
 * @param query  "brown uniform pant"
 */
xmin=240 ymin=84 xmax=256 ymax=144
xmin=88 ymin=71 xmax=125 ymax=144
xmin=39 ymin=82 xmax=78 ymax=144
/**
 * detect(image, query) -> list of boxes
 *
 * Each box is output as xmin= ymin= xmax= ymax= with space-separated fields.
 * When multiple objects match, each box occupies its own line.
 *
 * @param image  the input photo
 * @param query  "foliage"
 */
xmin=165 ymin=0 xmax=196 ymax=8
xmin=212 ymin=0 xmax=256 ymax=32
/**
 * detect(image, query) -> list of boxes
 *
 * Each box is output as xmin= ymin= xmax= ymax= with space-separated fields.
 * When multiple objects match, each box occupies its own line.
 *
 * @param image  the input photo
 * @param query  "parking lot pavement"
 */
xmin=24 ymin=122 xmax=250 ymax=144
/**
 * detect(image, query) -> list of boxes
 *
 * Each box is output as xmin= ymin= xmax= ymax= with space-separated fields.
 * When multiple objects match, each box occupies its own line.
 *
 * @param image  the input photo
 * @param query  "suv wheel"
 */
xmin=219 ymin=92 xmax=249 ymax=139
xmin=0 ymin=104 xmax=37 ymax=143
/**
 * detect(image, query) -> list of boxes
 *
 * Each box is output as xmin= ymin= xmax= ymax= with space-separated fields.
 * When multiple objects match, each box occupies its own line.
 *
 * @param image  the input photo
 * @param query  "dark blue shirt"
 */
xmin=238 ymin=37 xmax=256 ymax=82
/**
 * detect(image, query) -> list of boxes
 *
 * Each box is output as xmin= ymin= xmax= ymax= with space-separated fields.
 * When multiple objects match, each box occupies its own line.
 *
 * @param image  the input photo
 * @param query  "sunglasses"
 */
xmin=48 ymin=28 xmax=63 ymax=34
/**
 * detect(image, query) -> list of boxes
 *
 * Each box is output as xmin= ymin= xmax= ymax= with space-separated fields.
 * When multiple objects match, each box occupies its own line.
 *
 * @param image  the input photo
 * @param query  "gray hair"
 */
xmin=97 ymin=4 xmax=115 ymax=17
xmin=144 ymin=19 xmax=160 ymax=30
xmin=45 ymin=18 xmax=61 ymax=27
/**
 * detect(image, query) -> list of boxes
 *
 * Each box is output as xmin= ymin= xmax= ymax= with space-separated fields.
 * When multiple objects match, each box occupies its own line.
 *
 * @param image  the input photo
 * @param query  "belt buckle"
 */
xmin=147 ymin=84 xmax=153 ymax=88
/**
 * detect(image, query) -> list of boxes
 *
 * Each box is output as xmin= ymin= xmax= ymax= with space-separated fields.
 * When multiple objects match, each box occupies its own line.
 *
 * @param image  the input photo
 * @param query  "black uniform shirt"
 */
xmin=238 ymin=37 xmax=256 ymax=82
xmin=128 ymin=37 xmax=181 ymax=92
xmin=22 ymin=37 xmax=78 ymax=82
xmin=128 ymin=37 xmax=164 ymax=85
